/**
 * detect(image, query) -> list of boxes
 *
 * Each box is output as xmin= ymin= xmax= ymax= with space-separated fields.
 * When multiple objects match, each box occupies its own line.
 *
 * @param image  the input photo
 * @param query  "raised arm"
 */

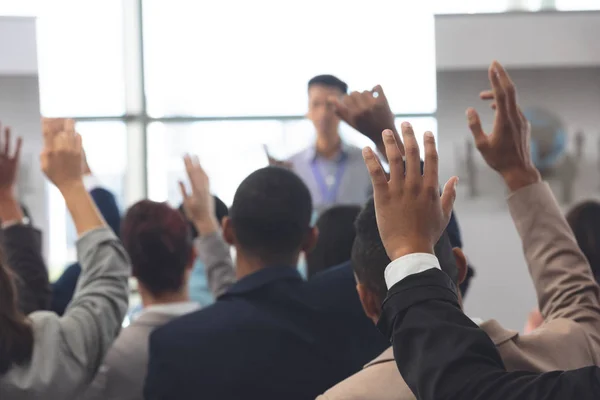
xmin=0 ymin=124 xmax=51 ymax=314
xmin=179 ymin=154 xmax=235 ymax=298
xmin=365 ymin=108 xmax=600 ymax=400
xmin=41 ymin=118 xmax=129 ymax=386
xmin=467 ymin=62 xmax=600 ymax=355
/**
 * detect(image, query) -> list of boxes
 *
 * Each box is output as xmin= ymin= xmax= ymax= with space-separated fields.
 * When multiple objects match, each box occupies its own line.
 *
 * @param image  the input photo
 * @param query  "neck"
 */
xmin=315 ymin=134 xmax=341 ymax=160
xmin=235 ymin=250 xmax=300 ymax=280
xmin=139 ymin=285 xmax=190 ymax=308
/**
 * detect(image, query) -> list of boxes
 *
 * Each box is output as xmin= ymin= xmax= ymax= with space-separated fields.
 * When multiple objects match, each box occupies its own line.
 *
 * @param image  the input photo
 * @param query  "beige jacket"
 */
xmin=319 ymin=182 xmax=600 ymax=400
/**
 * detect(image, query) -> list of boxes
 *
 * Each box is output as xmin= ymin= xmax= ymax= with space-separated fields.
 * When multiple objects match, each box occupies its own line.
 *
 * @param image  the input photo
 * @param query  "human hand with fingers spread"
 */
xmin=466 ymin=61 xmax=540 ymax=191
xmin=0 ymin=122 xmax=23 ymax=197
xmin=362 ymin=123 xmax=458 ymax=261
xmin=332 ymin=85 xmax=401 ymax=160
xmin=179 ymin=154 xmax=219 ymax=235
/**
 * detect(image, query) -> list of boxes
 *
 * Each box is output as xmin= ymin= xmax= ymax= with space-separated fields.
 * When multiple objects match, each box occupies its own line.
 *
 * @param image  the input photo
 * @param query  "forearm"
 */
xmin=0 ymin=192 xmax=24 ymax=223
xmin=196 ymin=230 xmax=236 ymax=298
xmin=61 ymin=228 xmax=130 ymax=374
xmin=383 ymin=269 xmax=600 ymax=400
xmin=60 ymin=181 xmax=106 ymax=235
xmin=507 ymin=182 xmax=600 ymax=330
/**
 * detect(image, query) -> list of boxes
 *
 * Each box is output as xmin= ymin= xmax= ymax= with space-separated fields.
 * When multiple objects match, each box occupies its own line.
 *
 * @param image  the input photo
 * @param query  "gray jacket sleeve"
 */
xmin=0 ymin=227 xmax=130 ymax=399
xmin=196 ymin=231 xmax=235 ymax=298
xmin=62 ymin=227 xmax=131 ymax=377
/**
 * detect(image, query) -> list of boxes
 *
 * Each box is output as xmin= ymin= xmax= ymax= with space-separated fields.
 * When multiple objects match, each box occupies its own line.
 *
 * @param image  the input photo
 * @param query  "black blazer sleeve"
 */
xmin=1 ymin=224 xmax=51 ymax=314
xmin=378 ymin=268 xmax=600 ymax=400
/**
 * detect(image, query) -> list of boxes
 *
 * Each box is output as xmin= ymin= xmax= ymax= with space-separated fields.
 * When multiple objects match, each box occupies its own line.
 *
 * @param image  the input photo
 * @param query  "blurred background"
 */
xmin=0 ymin=0 xmax=599 ymax=329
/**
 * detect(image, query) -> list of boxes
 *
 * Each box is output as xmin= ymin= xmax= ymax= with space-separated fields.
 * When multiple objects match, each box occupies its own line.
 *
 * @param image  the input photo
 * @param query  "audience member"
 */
xmin=0 ymin=125 xmax=50 ymax=314
xmin=321 ymin=61 xmax=600 ymax=399
xmin=82 ymin=155 xmax=234 ymax=400
xmin=145 ymin=165 xmax=387 ymax=400
xmin=369 ymin=107 xmax=600 ymax=400
xmin=178 ymin=194 xmax=230 ymax=305
xmin=567 ymin=200 xmax=600 ymax=282
xmin=306 ymin=205 xmax=361 ymax=278
xmin=0 ymin=118 xmax=130 ymax=399
xmin=271 ymin=75 xmax=372 ymax=213
xmin=50 ymin=149 xmax=122 ymax=315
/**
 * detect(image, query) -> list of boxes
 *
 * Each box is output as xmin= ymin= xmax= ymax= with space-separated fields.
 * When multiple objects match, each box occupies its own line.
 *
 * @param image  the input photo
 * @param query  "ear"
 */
xmin=452 ymin=247 xmax=468 ymax=284
xmin=222 ymin=216 xmax=235 ymax=246
xmin=356 ymin=283 xmax=381 ymax=324
xmin=301 ymin=226 xmax=319 ymax=253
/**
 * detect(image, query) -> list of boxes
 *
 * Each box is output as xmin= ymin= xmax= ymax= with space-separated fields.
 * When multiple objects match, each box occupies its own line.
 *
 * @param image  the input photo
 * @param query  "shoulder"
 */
xmin=320 ymin=352 xmax=410 ymax=400
xmin=287 ymin=147 xmax=312 ymax=166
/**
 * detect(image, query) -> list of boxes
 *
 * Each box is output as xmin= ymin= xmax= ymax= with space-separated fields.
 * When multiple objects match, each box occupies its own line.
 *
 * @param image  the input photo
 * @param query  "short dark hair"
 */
xmin=306 ymin=205 xmax=361 ymax=278
xmin=230 ymin=167 xmax=312 ymax=266
xmin=352 ymin=198 xmax=459 ymax=302
xmin=121 ymin=200 xmax=193 ymax=297
xmin=567 ymin=201 xmax=600 ymax=283
xmin=179 ymin=195 xmax=229 ymax=239
xmin=308 ymin=75 xmax=348 ymax=94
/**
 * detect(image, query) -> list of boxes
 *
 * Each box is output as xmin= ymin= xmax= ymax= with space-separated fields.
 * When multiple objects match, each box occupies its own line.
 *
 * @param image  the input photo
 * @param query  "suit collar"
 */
xmin=480 ymin=318 xmax=519 ymax=345
xmin=132 ymin=302 xmax=201 ymax=327
xmin=364 ymin=346 xmax=395 ymax=368
xmin=224 ymin=266 xmax=302 ymax=296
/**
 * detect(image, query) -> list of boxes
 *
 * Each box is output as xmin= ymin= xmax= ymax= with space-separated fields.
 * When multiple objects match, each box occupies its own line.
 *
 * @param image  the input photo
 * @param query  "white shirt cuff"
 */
xmin=384 ymin=253 xmax=441 ymax=289
xmin=83 ymin=175 xmax=101 ymax=191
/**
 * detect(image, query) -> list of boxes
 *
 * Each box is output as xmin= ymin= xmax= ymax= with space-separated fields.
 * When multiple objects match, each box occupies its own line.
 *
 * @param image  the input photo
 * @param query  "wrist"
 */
xmin=57 ymin=180 xmax=87 ymax=198
xmin=0 ymin=188 xmax=16 ymax=202
xmin=193 ymin=215 xmax=219 ymax=236
xmin=501 ymin=167 xmax=541 ymax=192
xmin=389 ymin=241 xmax=435 ymax=261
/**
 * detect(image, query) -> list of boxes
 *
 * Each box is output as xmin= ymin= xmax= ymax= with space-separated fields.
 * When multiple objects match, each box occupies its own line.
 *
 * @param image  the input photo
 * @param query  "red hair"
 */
xmin=121 ymin=200 xmax=193 ymax=296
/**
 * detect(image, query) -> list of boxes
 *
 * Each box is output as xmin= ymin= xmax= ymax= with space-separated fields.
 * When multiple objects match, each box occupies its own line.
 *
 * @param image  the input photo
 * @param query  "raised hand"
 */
xmin=40 ymin=118 xmax=83 ymax=190
xmin=466 ymin=61 xmax=540 ymax=191
xmin=332 ymin=85 xmax=402 ymax=159
xmin=0 ymin=122 xmax=23 ymax=196
xmin=362 ymin=123 xmax=458 ymax=261
xmin=179 ymin=154 xmax=218 ymax=235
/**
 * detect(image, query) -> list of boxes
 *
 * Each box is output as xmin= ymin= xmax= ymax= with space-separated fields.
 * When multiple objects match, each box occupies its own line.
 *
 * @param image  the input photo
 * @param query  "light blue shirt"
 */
xmin=287 ymin=142 xmax=372 ymax=215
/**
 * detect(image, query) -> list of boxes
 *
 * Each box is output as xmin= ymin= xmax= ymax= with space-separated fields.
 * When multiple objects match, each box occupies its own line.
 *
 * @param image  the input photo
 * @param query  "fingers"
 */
xmin=401 ymin=122 xmax=420 ymax=186
xmin=489 ymin=61 xmax=508 ymax=118
xmin=422 ymin=131 xmax=439 ymax=192
xmin=441 ymin=177 xmax=459 ymax=222
xmin=183 ymin=154 xmax=193 ymax=173
xmin=4 ymin=125 xmax=10 ymax=155
xmin=382 ymin=129 xmax=404 ymax=182
xmin=494 ymin=62 xmax=519 ymax=117
xmin=362 ymin=147 xmax=388 ymax=195
xmin=330 ymin=96 xmax=349 ymax=120
xmin=13 ymin=136 xmax=23 ymax=161
xmin=479 ymin=90 xmax=494 ymax=100
xmin=466 ymin=108 xmax=488 ymax=149
xmin=178 ymin=180 xmax=189 ymax=200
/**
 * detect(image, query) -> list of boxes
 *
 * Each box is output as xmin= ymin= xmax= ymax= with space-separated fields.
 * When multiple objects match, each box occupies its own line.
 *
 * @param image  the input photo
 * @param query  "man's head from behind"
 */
xmin=121 ymin=200 xmax=195 ymax=302
xmin=307 ymin=75 xmax=348 ymax=138
xmin=352 ymin=198 xmax=468 ymax=323
xmin=222 ymin=167 xmax=317 ymax=271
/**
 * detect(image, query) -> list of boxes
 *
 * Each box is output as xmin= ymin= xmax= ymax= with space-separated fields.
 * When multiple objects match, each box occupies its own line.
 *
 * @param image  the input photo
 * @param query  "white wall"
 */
xmin=436 ymin=11 xmax=600 ymax=70
xmin=437 ymin=67 xmax=600 ymax=330
xmin=0 ymin=75 xmax=47 ymax=256
xmin=0 ymin=17 xmax=37 ymax=75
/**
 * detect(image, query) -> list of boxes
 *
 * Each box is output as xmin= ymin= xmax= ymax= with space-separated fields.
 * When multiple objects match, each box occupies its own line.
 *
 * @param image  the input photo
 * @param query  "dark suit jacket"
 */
xmin=51 ymin=187 xmax=121 ymax=315
xmin=379 ymin=268 xmax=600 ymax=400
xmin=1 ymin=224 xmax=50 ymax=314
xmin=145 ymin=264 xmax=387 ymax=400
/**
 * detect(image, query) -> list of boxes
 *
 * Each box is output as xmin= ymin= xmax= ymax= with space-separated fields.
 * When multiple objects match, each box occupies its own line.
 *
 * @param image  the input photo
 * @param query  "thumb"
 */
xmin=330 ymin=95 xmax=348 ymax=120
xmin=441 ymin=177 xmax=459 ymax=223
xmin=466 ymin=108 xmax=487 ymax=149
